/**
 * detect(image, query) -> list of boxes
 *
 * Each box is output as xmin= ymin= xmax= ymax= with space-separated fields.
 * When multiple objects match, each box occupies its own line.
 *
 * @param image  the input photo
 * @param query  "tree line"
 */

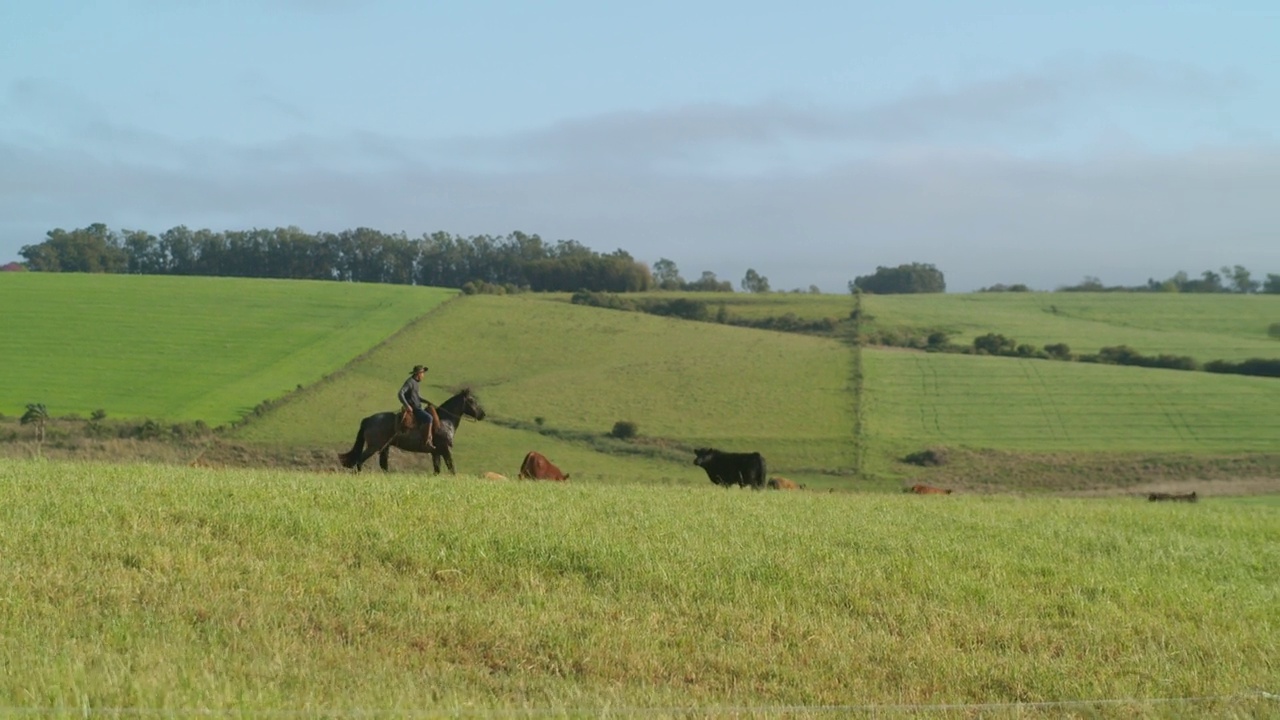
xmin=11 ymin=223 xmax=1280 ymax=296
xmin=12 ymin=223 xmax=791 ymax=294
xmin=994 ymin=266 xmax=1280 ymax=294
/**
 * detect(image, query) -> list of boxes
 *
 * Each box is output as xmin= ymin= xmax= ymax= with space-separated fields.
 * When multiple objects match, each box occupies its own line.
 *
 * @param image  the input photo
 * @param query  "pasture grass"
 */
xmin=235 ymin=294 xmax=856 ymax=484
xmin=0 ymin=273 xmax=452 ymax=424
xmin=861 ymin=292 xmax=1280 ymax=361
xmin=1 ymin=460 xmax=1276 ymax=717
xmin=862 ymin=348 xmax=1280 ymax=466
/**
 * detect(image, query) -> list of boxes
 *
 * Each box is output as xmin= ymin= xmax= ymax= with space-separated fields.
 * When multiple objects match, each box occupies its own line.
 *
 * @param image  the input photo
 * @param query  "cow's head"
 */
xmin=692 ymin=447 xmax=715 ymax=466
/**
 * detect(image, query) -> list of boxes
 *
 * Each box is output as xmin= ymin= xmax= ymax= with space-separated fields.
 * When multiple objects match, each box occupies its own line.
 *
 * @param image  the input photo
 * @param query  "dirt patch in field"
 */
xmin=897 ymin=447 xmax=1280 ymax=496
xmin=1062 ymin=476 xmax=1280 ymax=498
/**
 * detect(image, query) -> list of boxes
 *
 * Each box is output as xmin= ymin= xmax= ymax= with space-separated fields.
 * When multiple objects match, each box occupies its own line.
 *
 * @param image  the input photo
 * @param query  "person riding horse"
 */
xmin=397 ymin=364 xmax=439 ymax=448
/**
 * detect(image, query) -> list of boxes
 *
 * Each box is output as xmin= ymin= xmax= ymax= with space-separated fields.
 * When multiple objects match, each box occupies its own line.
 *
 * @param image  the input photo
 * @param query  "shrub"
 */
xmin=610 ymin=421 xmax=638 ymax=440
xmin=1044 ymin=343 xmax=1072 ymax=360
xmin=903 ymin=447 xmax=949 ymax=467
xmin=974 ymin=333 xmax=1017 ymax=356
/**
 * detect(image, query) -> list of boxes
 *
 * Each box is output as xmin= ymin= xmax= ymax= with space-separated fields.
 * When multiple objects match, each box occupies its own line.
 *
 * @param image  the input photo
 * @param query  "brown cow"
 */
xmin=905 ymin=483 xmax=952 ymax=495
xmin=518 ymin=451 xmax=570 ymax=481
xmin=767 ymin=477 xmax=803 ymax=490
xmin=483 ymin=471 xmax=507 ymax=480
xmin=1148 ymin=491 xmax=1197 ymax=502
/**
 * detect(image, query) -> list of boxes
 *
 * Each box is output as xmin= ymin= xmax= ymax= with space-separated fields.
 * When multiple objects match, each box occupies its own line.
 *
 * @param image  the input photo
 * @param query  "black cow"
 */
xmin=694 ymin=447 xmax=767 ymax=490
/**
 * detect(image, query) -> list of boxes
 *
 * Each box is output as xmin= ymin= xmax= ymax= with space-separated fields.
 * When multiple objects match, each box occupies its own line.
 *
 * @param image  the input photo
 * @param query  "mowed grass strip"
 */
xmin=1 ymin=461 xmax=1275 ymax=716
xmin=238 ymin=294 xmax=856 ymax=481
xmin=863 ymin=348 xmax=1280 ymax=460
xmin=0 ymin=273 xmax=452 ymax=424
xmin=863 ymin=292 xmax=1280 ymax=361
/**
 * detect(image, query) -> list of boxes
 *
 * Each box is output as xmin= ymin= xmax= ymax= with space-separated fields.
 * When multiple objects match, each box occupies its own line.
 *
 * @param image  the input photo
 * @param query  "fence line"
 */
xmin=0 ymin=690 xmax=1274 ymax=718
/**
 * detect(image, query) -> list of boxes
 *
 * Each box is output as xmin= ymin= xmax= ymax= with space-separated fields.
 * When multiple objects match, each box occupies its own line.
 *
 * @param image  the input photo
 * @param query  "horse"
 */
xmin=338 ymin=388 xmax=485 ymax=474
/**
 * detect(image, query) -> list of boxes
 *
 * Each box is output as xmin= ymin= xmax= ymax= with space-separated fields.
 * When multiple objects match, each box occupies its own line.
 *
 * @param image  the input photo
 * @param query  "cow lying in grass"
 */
xmin=767 ymin=477 xmax=803 ymax=490
xmin=1148 ymin=491 xmax=1197 ymax=502
xmin=519 ymin=451 xmax=570 ymax=481
xmin=905 ymin=483 xmax=952 ymax=495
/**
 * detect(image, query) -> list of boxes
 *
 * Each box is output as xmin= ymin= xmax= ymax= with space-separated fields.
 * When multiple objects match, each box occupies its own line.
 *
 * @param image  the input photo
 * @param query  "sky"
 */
xmin=3 ymin=0 xmax=1278 ymax=292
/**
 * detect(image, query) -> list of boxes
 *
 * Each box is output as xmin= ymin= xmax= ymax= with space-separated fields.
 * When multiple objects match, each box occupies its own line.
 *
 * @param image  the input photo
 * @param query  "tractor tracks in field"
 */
xmin=1022 ymin=360 xmax=1070 ymax=443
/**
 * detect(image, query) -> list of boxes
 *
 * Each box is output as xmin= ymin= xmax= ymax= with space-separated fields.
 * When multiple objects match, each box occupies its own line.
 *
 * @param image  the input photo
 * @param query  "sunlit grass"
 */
xmin=0 ymin=273 xmax=452 ymax=424
xmin=862 ymin=292 xmax=1280 ymax=361
xmin=1 ymin=460 xmax=1275 ymax=717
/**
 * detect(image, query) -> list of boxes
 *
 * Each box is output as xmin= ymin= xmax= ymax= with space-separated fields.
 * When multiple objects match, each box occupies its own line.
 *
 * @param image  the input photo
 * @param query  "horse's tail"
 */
xmin=338 ymin=419 xmax=366 ymax=468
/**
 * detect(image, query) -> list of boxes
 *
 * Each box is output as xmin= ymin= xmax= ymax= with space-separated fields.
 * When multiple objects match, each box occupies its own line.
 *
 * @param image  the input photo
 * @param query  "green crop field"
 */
xmin=1 ymin=460 xmax=1276 ymax=717
xmin=861 ymin=348 xmax=1280 ymax=481
xmin=862 ymin=292 xmax=1280 ymax=361
xmin=0 ymin=273 xmax=453 ymax=425
xmin=237 ymin=294 xmax=855 ymax=487
xmin=4 ymin=275 xmax=1280 ymax=492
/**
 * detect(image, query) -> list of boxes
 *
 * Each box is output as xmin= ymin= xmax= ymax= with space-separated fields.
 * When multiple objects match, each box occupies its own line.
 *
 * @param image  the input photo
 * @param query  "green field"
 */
xmin=237 ymin=294 xmax=855 ymax=486
xmin=0 ymin=273 xmax=453 ymax=424
xmin=4 ymin=275 xmax=1280 ymax=491
xmin=862 ymin=292 xmax=1280 ymax=361
xmin=864 ymin=348 xmax=1280 ymax=456
xmin=1 ymin=460 xmax=1275 ymax=717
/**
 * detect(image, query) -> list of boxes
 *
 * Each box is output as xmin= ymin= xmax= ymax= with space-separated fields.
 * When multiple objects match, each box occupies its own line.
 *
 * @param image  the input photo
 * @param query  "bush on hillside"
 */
xmin=903 ymin=447 xmax=949 ymax=467
xmin=610 ymin=421 xmax=638 ymax=440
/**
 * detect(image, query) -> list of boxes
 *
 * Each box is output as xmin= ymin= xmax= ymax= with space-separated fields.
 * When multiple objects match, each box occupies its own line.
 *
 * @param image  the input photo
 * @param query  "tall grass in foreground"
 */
xmin=2 ymin=461 xmax=1276 ymax=717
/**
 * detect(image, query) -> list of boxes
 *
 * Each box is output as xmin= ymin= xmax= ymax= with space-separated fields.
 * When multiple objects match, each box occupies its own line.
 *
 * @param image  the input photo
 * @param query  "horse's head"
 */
xmin=458 ymin=388 xmax=486 ymax=421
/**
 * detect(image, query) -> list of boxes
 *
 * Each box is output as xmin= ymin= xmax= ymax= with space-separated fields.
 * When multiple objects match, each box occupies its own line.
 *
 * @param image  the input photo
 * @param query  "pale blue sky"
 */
xmin=3 ymin=0 xmax=1277 ymax=291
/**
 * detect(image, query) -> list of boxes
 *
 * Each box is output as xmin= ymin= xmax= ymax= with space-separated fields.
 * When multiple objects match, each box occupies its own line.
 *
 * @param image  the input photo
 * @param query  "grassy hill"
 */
xmin=235 ymin=294 xmax=855 ymax=487
xmin=0 ymin=273 xmax=452 ymax=425
xmin=4 ymin=275 xmax=1279 ymax=492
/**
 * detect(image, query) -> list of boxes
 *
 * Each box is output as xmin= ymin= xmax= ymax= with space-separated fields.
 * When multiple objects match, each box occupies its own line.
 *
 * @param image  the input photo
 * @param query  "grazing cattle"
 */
xmin=693 ymin=448 xmax=767 ymax=489
xmin=767 ymin=477 xmax=802 ymax=490
xmin=1148 ymin=491 xmax=1197 ymax=502
xmin=519 ymin=451 xmax=570 ymax=481
xmin=905 ymin=483 xmax=952 ymax=495
xmin=483 ymin=472 xmax=507 ymax=480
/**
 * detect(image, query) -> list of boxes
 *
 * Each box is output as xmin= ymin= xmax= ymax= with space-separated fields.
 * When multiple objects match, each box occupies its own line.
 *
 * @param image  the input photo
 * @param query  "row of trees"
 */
xmin=15 ymin=223 xmax=799 ymax=294
xmin=15 ymin=223 xmax=1278 ymax=296
xmin=1030 ymin=266 xmax=1280 ymax=294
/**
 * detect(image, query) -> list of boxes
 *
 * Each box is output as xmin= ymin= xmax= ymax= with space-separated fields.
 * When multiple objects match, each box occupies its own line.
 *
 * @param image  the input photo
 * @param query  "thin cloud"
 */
xmin=0 ymin=59 xmax=1275 ymax=291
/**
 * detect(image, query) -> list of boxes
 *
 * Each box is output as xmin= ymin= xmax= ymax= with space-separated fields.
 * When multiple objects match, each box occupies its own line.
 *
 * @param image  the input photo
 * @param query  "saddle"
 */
xmin=398 ymin=405 xmax=440 ymax=448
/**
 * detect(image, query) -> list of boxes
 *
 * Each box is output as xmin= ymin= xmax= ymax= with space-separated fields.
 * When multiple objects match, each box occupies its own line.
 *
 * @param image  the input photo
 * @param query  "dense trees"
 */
xmin=15 ymin=222 xmax=1280 ymax=297
xmin=849 ymin=262 xmax=946 ymax=294
xmin=22 ymin=225 xmax=655 ymax=293
xmin=1063 ymin=267 xmax=1280 ymax=294
xmin=741 ymin=268 xmax=770 ymax=293
xmin=22 ymin=225 xmax=127 ymax=273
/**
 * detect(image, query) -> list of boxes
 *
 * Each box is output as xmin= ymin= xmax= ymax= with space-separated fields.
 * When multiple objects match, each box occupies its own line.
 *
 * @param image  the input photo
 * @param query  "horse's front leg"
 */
xmin=431 ymin=452 xmax=442 ymax=475
xmin=444 ymin=451 xmax=456 ymax=475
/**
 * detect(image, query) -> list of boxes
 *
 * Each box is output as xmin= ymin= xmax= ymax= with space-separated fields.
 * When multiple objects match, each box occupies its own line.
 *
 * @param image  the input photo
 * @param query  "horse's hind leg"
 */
xmin=379 ymin=447 xmax=390 ymax=471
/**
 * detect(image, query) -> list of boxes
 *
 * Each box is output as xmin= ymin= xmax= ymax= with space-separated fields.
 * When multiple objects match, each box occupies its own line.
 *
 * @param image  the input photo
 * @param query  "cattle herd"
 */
xmin=480 ymin=450 xmax=1206 ymax=501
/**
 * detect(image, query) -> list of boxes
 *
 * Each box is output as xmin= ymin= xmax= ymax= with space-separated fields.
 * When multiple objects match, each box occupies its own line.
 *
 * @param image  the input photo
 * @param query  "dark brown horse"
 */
xmin=338 ymin=388 xmax=485 ymax=474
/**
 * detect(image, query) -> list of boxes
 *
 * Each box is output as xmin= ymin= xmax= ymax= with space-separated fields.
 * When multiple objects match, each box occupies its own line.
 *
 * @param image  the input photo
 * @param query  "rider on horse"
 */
xmin=398 ymin=364 xmax=439 ymax=448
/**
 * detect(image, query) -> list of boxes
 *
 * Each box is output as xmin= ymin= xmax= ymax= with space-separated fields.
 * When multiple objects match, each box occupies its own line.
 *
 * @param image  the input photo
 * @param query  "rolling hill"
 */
xmin=4 ymin=274 xmax=1279 ymax=491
